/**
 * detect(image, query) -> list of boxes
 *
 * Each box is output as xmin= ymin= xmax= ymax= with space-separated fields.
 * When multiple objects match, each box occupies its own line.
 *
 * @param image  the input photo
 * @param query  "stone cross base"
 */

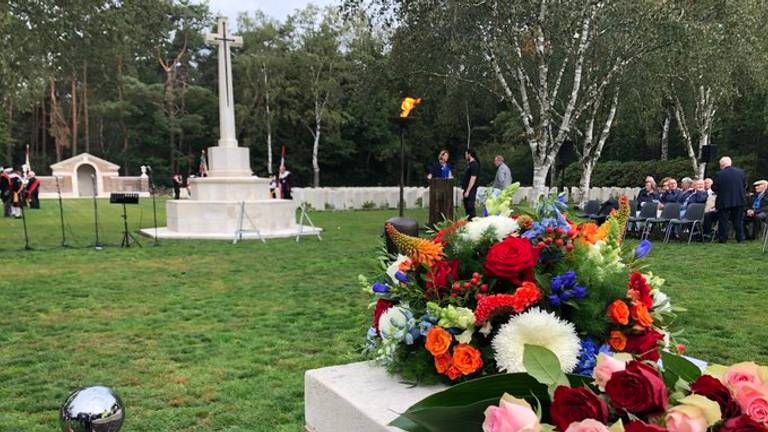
xmin=304 ymin=361 xmax=445 ymax=432
xmin=207 ymin=146 xmax=252 ymax=177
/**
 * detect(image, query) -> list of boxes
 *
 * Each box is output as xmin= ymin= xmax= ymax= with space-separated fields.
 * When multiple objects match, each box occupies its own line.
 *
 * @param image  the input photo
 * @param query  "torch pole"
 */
xmin=399 ymin=125 xmax=405 ymax=217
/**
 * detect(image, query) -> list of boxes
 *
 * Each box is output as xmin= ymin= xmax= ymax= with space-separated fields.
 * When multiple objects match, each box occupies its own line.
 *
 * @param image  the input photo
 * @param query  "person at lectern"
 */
xmin=427 ymin=149 xmax=452 ymax=180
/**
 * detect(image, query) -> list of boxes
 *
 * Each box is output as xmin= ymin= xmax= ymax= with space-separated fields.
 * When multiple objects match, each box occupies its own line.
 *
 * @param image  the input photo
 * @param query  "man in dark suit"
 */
xmin=660 ymin=178 xmax=682 ymax=205
xmin=711 ymin=156 xmax=747 ymax=243
xmin=745 ymin=179 xmax=768 ymax=240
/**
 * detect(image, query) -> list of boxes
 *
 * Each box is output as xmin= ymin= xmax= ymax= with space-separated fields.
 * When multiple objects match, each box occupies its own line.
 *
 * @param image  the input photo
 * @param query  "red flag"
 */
xmin=280 ymin=145 xmax=286 ymax=169
xmin=199 ymin=150 xmax=208 ymax=177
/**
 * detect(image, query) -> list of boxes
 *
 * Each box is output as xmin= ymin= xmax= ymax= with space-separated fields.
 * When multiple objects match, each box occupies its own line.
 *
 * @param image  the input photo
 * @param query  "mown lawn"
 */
xmin=0 ymin=198 xmax=765 ymax=431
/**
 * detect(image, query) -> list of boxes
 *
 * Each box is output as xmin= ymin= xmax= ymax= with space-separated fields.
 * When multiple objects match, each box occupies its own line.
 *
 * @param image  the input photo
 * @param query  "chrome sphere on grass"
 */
xmin=59 ymin=386 xmax=124 ymax=432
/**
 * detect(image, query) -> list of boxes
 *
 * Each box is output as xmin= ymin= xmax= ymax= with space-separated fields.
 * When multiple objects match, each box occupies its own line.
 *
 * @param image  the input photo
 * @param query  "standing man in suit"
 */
xmin=711 ymin=156 xmax=747 ymax=243
xmin=745 ymin=179 xmax=768 ymax=240
xmin=462 ymin=149 xmax=480 ymax=220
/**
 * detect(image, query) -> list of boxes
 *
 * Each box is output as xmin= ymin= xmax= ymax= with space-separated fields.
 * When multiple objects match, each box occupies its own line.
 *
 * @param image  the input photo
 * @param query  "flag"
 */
xmin=280 ymin=145 xmax=286 ymax=169
xmin=199 ymin=150 xmax=208 ymax=177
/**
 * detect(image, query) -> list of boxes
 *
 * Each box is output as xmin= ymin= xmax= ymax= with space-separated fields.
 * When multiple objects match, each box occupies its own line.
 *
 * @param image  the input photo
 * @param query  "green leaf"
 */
xmin=390 ymin=416 xmax=430 ymax=432
xmin=661 ymin=350 xmax=702 ymax=384
xmin=523 ymin=344 xmax=570 ymax=389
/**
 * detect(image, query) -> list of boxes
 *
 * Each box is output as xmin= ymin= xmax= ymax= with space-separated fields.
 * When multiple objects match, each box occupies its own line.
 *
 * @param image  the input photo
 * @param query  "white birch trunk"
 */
xmin=262 ymin=64 xmax=273 ymax=175
xmin=660 ymin=107 xmax=670 ymax=161
xmin=312 ymin=99 xmax=321 ymax=187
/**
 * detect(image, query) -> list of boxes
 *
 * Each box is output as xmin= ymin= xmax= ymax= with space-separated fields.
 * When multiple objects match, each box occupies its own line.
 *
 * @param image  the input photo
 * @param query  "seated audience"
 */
xmin=678 ymin=177 xmax=694 ymax=203
xmin=679 ymin=179 xmax=709 ymax=218
xmin=704 ymin=178 xmax=714 ymax=195
xmin=745 ymin=179 xmax=768 ymax=240
xmin=660 ymin=178 xmax=682 ymax=205
xmin=636 ymin=178 xmax=659 ymax=210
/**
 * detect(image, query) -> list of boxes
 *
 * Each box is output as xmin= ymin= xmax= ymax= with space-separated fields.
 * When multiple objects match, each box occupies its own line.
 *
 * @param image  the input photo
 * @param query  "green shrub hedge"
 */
xmin=563 ymin=155 xmax=758 ymax=187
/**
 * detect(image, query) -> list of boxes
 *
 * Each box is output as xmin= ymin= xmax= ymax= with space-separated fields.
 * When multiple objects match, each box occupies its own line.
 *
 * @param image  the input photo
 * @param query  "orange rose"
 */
xmin=630 ymin=304 xmax=654 ymax=328
xmin=609 ymin=330 xmax=628 ymax=351
xmin=451 ymin=344 xmax=483 ymax=375
xmin=425 ymin=326 xmax=452 ymax=356
xmin=434 ymin=353 xmax=452 ymax=374
xmin=607 ymin=300 xmax=630 ymax=325
xmin=446 ymin=365 xmax=462 ymax=380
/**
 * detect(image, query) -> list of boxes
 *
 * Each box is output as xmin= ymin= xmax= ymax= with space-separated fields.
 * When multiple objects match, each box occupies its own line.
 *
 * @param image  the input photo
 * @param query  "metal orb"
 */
xmin=59 ymin=386 xmax=125 ymax=432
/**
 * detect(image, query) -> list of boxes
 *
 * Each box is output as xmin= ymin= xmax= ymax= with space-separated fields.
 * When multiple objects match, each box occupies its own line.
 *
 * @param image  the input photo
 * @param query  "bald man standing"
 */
xmin=711 ymin=156 xmax=747 ymax=243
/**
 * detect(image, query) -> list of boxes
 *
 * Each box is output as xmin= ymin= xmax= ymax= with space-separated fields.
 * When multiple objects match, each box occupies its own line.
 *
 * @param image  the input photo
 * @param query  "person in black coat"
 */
xmin=462 ymin=149 xmax=480 ymax=220
xmin=711 ymin=156 xmax=747 ymax=243
xmin=636 ymin=179 xmax=659 ymax=210
xmin=660 ymin=178 xmax=683 ymax=204
xmin=745 ymin=179 xmax=768 ymax=240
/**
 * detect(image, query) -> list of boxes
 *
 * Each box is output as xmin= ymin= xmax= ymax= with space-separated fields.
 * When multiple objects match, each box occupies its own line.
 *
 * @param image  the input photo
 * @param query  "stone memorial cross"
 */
xmin=205 ymin=16 xmax=242 ymax=148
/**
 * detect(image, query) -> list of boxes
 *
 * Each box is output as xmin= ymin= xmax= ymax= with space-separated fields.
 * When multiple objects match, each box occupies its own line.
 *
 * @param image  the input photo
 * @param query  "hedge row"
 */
xmin=562 ymin=155 xmax=758 ymax=187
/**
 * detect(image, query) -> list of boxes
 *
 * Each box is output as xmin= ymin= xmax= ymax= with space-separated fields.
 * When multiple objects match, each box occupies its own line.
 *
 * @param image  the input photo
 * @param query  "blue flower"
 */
xmin=561 ymin=290 xmax=573 ymax=301
xmin=573 ymin=338 xmax=600 ymax=376
xmin=364 ymin=326 xmax=378 ymax=353
xmin=548 ymin=294 xmax=561 ymax=306
xmin=394 ymin=272 xmax=410 ymax=284
xmin=482 ymin=208 xmax=489 ymax=217
xmin=635 ymin=240 xmax=652 ymax=258
xmin=573 ymin=285 xmax=588 ymax=299
xmin=372 ymin=283 xmax=390 ymax=293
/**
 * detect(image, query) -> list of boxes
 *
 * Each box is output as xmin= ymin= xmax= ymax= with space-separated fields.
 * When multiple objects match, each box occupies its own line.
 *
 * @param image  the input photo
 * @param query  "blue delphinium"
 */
xmin=394 ymin=271 xmax=410 ymax=284
xmin=573 ymin=338 xmax=612 ymax=376
xmin=549 ymin=271 xmax=587 ymax=305
xmin=417 ymin=312 xmax=438 ymax=337
xmin=372 ymin=283 xmax=390 ymax=294
xmin=635 ymin=240 xmax=652 ymax=258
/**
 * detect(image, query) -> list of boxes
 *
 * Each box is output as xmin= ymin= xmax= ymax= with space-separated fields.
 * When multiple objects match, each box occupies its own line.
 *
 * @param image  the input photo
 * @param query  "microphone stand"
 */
xmin=19 ymin=189 xmax=32 ymax=250
xmin=91 ymin=174 xmax=102 ymax=249
xmin=55 ymin=176 xmax=69 ymax=247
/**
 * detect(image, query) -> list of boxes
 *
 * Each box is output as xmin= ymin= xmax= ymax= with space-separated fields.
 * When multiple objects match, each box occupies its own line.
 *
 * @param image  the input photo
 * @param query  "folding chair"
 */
xmin=588 ymin=204 xmax=614 ymax=225
xmin=762 ymin=223 xmax=768 ymax=253
xmin=626 ymin=201 xmax=657 ymax=238
xmin=664 ymin=203 xmax=706 ymax=244
xmin=642 ymin=203 xmax=680 ymax=241
xmin=577 ymin=200 xmax=601 ymax=219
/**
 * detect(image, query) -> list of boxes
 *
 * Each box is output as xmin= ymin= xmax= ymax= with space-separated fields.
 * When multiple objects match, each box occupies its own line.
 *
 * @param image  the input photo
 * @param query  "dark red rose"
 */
xmin=720 ymin=415 xmax=768 ymax=432
xmin=628 ymin=272 xmax=653 ymax=308
xmin=483 ymin=236 xmax=540 ymax=285
xmin=372 ymin=299 xmax=394 ymax=331
xmin=691 ymin=374 xmax=742 ymax=419
xmin=426 ymin=259 xmax=459 ymax=290
xmin=550 ymin=386 xmax=609 ymax=431
xmin=624 ymin=330 xmax=665 ymax=361
xmin=605 ymin=361 xmax=668 ymax=416
xmin=625 ymin=421 xmax=668 ymax=432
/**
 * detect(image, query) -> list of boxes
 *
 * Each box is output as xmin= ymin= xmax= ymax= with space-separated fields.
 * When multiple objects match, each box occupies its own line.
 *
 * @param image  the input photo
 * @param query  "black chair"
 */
xmin=577 ymin=200 xmax=601 ymax=219
xmin=589 ymin=203 xmax=614 ymax=225
xmin=664 ymin=203 xmax=706 ymax=244
xmin=627 ymin=202 xmax=658 ymax=238
xmin=642 ymin=203 xmax=680 ymax=240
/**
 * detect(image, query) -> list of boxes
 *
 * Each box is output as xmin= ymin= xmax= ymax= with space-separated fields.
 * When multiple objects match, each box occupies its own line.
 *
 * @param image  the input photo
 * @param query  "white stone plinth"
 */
xmin=304 ymin=361 xmax=445 ymax=432
xmin=190 ymin=176 xmax=270 ymax=201
xmin=207 ymin=146 xmax=252 ymax=177
xmin=166 ymin=199 xmax=294 ymax=233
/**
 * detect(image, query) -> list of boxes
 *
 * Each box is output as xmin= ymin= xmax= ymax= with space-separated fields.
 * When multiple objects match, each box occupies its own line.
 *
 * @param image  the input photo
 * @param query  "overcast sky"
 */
xmin=205 ymin=0 xmax=339 ymax=27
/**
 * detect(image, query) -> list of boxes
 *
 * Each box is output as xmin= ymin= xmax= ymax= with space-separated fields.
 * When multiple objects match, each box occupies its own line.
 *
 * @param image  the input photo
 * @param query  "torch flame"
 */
xmin=400 ymin=97 xmax=422 ymax=118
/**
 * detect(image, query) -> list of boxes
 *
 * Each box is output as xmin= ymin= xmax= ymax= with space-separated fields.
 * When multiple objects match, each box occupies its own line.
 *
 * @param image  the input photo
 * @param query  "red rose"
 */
xmin=550 ymin=386 xmax=609 ymax=431
xmin=372 ymin=299 xmax=394 ymax=331
xmin=691 ymin=375 xmax=742 ymax=419
xmin=605 ymin=361 xmax=668 ymax=416
xmin=483 ymin=236 xmax=540 ymax=285
xmin=628 ymin=272 xmax=653 ymax=308
xmin=624 ymin=330 xmax=665 ymax=361
xmin=720 ymin=415 xmax=768 ymax=432
xmin=625 ymin=421 xmax=668 ymax=432
xmin=426 ymin=259 xmax=459 ymax=290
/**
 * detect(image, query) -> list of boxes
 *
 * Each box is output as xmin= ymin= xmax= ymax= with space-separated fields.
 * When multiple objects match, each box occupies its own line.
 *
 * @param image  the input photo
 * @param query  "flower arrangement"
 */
xmin=362 ymin=185 xmax=680 ymax=385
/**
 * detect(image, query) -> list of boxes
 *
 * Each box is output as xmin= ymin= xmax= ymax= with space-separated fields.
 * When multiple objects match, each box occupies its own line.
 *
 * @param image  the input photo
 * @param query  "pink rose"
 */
xmin=734 ymin=382 xmax=768 ymax=424
xmin=723 ymin=363 xmax=768 ymax=392
xmin=483 ymin=397 xmax=542 ymax=432
xmin=593 ymin=353 xmax=626 ymax=391
xmin=565 ymin=419 xmax=610 ymax=432
xmin=666 ymin=411 xmax=708 ymax=432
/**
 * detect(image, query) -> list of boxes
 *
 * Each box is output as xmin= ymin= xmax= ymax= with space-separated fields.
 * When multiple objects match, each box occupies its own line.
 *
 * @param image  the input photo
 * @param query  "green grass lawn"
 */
xmin=0 ymin=199 xmax=765 ymax=431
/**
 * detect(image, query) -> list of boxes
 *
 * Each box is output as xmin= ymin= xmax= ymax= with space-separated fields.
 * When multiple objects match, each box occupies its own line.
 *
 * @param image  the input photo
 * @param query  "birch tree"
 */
xmin=351 ymin=0 xmax=670 ymax=193
xmin=666 ymin=0 xmax=768 ymax=178
xmin=287 ymin=6 xmax=346 ymax=187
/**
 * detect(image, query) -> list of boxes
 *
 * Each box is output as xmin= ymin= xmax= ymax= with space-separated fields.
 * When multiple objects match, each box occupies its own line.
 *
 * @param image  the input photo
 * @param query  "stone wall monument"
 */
xmin=144 ymin=17 xmax=320 ymax=240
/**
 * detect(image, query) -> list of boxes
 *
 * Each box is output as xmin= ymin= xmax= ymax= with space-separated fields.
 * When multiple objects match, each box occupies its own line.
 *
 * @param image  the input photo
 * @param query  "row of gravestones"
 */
xmin=291 ymin=186 xmax=642 ymax=211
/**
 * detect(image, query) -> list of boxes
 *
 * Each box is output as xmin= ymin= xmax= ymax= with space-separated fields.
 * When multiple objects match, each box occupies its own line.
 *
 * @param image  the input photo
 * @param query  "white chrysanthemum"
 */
xmin=386 ymin=255 xmax=410 ymax=284
xmin=492 ymin=307 xmax=581 ymax=373
xmin=460 ymin=215 xmax=520 ymax=243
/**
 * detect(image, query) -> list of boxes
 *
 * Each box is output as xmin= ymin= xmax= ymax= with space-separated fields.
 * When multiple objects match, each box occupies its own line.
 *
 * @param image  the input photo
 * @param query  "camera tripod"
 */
xmin=120 ymin=202 xmax=142 ymax=248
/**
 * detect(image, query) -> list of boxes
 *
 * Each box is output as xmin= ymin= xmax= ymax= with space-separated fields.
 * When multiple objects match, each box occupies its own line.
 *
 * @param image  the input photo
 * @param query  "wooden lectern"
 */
xmin=428 ymin=178 xmax=455 ymax=226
